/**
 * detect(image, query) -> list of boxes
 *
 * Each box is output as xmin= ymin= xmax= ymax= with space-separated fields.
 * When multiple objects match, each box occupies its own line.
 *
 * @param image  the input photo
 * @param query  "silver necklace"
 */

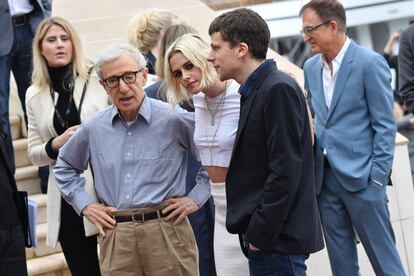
xmin=204 ymin=81 xmax=228 ymax=164
xmin=204 ymin=80 xmax=228 ymax=126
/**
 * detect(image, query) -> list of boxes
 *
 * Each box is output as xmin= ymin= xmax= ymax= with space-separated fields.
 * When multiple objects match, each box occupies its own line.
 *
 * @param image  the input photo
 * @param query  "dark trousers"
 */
xmin=188 ymin=197 xmax=216 ymax=276
xmin=0 ymin=23 xmax=32 ymax=157
xmin=0 ymin=225 xmax=28 ymax=276
xmin=248 ymin=249 xmax=308 ymax=276
xmin=59 ymin=198 xmax=101 ymax=276
xmin=185 ymin=152 xmax=216 ymax=276
xmin=0 ymin=20 xmax=49 ymax=189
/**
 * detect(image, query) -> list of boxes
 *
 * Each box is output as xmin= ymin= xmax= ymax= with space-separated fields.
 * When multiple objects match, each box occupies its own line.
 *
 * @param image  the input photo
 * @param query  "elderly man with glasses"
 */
xmin=300 ymin=1 xmax=405 ymax=276
xmin=54 ymin=43 xmax=209 ymax=276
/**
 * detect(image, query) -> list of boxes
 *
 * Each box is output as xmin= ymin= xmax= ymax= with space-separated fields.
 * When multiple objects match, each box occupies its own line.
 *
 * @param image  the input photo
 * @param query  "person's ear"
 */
xmin=99 ymin=80 xmax=110 ymax=95
xmin=141 ymin=67 xmax=148 ymax=87
xmin=237 ymin=42 xmax=249 ymax=58
xmin=99 ymin=79 xmax=105 ymax=88
xmin=329 ymin=20 xmax=339 ymax=34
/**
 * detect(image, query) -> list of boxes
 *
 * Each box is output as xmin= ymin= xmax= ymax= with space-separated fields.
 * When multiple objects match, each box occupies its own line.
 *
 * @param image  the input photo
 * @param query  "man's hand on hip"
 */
xmin=162 ymin=197 xmax=199 ymax=225
xmin=82 ymin=203 xmax=117 ymax=237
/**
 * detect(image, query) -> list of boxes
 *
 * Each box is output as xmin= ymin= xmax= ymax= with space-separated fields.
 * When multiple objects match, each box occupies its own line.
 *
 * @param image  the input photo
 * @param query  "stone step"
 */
xmin=13 ymin=138 xmax=32 ymax=168
xmin=27 ymin=252 xmax=70 ymax=276
xmin=16 ymin=165 xmax=41 ymax=195
xmin=10 ymin=114 xmax=23 ymax=140
xmin=53 ymin=0 xmax=196 ymax=22
xmin=26 ymin=223 xmax=63 ymax=260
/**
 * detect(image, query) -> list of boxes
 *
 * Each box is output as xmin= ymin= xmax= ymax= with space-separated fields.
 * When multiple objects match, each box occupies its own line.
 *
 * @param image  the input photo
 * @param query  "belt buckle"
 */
xmin=131 ymin=211 xmax=144 ymax=222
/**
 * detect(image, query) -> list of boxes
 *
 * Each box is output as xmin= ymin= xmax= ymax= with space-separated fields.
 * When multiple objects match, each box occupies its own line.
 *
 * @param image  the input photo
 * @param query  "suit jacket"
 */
xmin=399 ymin=23 xmax=414 ymax=113
xmin=25 ymin=72 xmax=109 ymax=247
xmin=0 ymin=128 xmax=27 ymax=240
xmin=0 ymin=0 xmax=51 ymax=56
xmin=226 ymin=60 xmax=323 ymax=254
xmin=304 ymin=40 xmax=396 ymax=194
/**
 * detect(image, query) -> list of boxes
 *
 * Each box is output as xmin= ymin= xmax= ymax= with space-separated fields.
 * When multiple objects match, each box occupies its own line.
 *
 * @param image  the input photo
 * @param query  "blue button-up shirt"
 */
xmin=54 ymin=96 xmax=210 ymax=215
xmin=238 ymin=59 xmax=274 ymax=102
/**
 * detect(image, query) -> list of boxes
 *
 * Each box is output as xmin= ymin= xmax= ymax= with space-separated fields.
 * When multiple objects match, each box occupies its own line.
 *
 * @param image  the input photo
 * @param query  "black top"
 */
xmin=45 ymin=65 xmax=81 ymax=159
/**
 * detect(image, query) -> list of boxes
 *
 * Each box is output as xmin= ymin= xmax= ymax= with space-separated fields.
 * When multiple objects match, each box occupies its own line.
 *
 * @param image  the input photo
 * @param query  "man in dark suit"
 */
xmin=208 ymin=8 xmax=323 ymax=275
xmin=0 ymin=128 xmax=28 ymax=276
xmin=0 ymin=0 xmax=51 ymax=191
xmin=399 ymin=23 xmax=414 ymax=113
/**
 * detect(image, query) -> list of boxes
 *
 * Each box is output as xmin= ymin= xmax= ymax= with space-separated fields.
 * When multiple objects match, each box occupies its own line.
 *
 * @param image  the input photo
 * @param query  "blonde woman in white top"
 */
xmin=165 ymin=34 xmax=249 ymax=276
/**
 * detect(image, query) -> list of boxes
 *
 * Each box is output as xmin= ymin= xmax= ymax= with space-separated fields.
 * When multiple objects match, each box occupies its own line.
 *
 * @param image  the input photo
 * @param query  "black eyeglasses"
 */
xmin=301 ymin=21 xmax=331 ymax=35
xmin=103 ymin=69 xmax=144 ymax=88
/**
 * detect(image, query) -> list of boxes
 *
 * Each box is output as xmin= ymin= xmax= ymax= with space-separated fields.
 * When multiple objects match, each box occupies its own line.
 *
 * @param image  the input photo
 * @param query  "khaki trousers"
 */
xmin=99 ymin=206 xmax=199 ymax=276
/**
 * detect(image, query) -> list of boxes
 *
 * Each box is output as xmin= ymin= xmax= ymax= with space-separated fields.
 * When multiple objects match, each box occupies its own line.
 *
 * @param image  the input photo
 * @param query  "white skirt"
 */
xmin=211 ymin=182 xmax=249 ymax=276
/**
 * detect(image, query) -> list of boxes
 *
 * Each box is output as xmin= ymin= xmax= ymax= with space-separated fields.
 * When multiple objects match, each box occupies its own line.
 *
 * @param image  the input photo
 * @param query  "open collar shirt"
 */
xmin=238 ymin=59 xmax=274 ymax=104
xmin=54 ymin=96 xmax=210 ymax=215
xmin=321 ymin=36 xmax=351 ymax=108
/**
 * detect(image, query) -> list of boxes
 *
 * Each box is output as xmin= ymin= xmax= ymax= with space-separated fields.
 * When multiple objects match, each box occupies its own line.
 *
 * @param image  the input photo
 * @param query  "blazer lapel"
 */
xmin=313 ymin=62 xmax=329 ymax=119
xmin=233 ymin=91 xmax=257 ymax=151
xmin=73 ymin=77 xmax=85 ymax=109
xmin=231 ymin=62 xmax=274 ymax=162
xmin=326 ymin=41 xmax=355 ymax=120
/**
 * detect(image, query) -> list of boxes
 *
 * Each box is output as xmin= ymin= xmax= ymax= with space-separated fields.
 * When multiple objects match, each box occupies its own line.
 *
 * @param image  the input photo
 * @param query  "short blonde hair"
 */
xmin=32 ymin=17 xmax=91 ymax=89
xmin=165 ymin=34 xmax=217 ymax=106
xmin=128 ymin=10 xmax=178 ymax=54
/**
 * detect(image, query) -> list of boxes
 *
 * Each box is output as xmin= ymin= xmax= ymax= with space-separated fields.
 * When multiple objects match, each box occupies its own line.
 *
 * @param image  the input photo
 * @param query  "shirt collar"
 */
xmin=238 ymin=59 xmax=273 ymax=99
xmin=110 ymin=95 xmax=152 ymax=126
xmin=320 ymin=36 xmax=351 ymax=68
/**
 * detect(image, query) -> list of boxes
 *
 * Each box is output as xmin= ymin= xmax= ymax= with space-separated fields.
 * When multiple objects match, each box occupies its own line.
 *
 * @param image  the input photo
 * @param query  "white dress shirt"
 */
xmin=7 ymin=0 xmax=33 ymax=16
xmin=321 ymin=37 xmax=351 ymax=108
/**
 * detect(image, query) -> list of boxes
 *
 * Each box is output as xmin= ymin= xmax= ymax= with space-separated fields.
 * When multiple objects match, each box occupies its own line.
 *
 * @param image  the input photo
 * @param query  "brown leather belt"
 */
xmin=113 ymin=209 xmax=168 ymax=223
xmin=12 ymin=14 xmax=28 ymax=27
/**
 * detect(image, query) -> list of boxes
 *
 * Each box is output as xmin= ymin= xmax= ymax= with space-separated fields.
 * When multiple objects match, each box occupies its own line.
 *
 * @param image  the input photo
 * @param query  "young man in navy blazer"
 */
xmin=208 ymin=8 xmax=323 ymax=275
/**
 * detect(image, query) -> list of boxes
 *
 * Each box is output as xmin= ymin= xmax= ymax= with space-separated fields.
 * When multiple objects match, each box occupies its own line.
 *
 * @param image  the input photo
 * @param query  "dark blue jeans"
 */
xmin=248 ymin=248 xmax=308 ymax=276
xmin=0 ymin=22 xmax=33 ymax=162
xmin=186 ymin=153 xmax=216 ymax=276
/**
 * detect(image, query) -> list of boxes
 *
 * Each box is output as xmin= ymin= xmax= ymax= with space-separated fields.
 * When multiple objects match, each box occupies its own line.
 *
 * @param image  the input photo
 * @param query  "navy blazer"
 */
xmin=0 ymin=0 xmax=51 ymax=55
xmin=226 ymin=60 xmax=323 ymax=254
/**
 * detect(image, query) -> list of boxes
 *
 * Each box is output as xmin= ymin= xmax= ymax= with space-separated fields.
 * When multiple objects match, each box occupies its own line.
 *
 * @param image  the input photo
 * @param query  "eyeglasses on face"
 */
xmin=103 ymin=68 xmax=144 ymax=88
xmin=301 ymin=20 xmax=331 ymax=35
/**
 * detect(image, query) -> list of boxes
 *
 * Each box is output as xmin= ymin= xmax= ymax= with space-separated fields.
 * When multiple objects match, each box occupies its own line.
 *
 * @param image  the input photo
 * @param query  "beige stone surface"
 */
xmin=15 ymin=165 xmax=41 ymax=195
xmin=14 ymin=138 xmax=32 ymax=168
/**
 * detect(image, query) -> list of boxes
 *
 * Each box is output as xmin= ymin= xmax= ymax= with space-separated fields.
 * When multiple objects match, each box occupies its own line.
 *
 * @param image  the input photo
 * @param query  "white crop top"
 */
xmin=193 ymin=80 xmax=240 ymax=167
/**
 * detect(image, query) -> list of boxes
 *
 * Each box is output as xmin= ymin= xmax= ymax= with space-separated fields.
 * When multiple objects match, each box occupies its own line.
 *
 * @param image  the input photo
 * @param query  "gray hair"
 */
xmin=95 ymin=42 xmax=147 ymax=79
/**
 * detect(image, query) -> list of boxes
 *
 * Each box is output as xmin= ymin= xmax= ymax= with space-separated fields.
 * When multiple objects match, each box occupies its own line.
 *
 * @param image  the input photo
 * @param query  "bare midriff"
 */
xmin=204 ymin=166 xmax=228 ymax=183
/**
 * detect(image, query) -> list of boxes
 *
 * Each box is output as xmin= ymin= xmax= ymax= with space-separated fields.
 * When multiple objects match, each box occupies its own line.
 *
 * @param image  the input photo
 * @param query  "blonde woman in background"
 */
xmin=165 ymin=34 xmax=249 ymax=276
xmin=26 ymin=17 xmax=109 ymax=275
xmin=128 ymin=9 xmax=178 ymax=76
